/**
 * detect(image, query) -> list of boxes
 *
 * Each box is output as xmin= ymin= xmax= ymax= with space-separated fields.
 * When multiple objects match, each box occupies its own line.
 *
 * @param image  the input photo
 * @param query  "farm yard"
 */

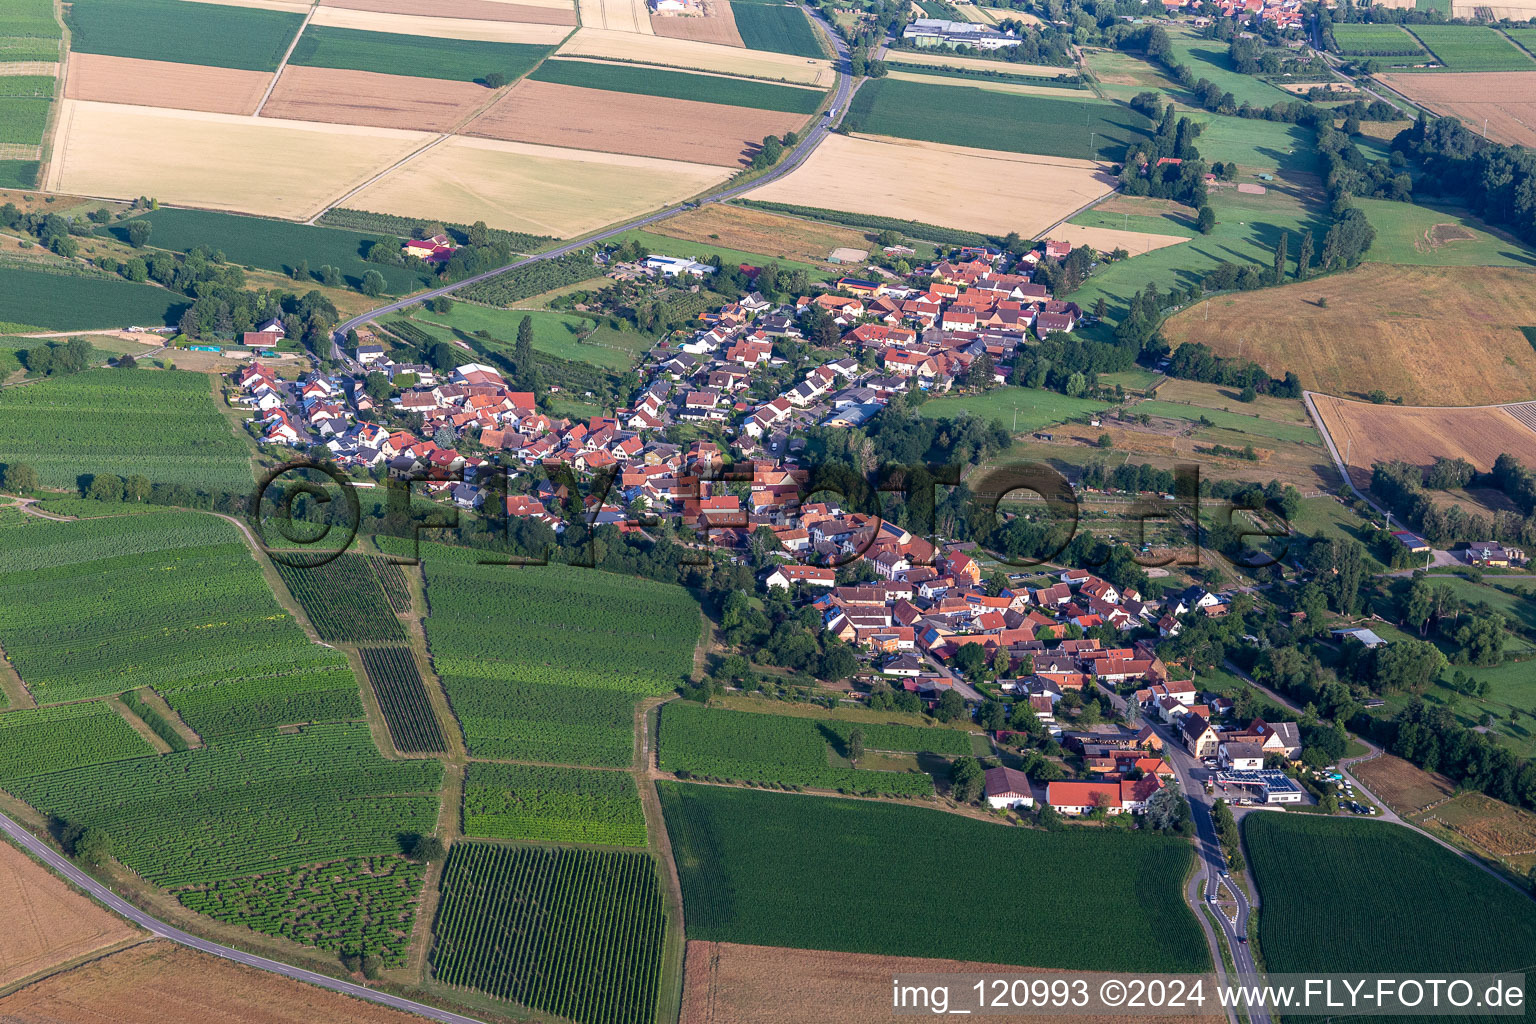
xmin=1373 ymin=72 xmax=1536 ymax=149
xmin=659 ymin=783 xmax=1207 ymax=971
xmin=1403 ymin=24 xmax=1536 ymax=71
xmin=747 ymin=134 xmax=1115 ymax=237
xmin=462 ymin=763 xmax=647 ymax=846
xmin=1310 ymin=395 xmax=1536 ymax=490
xmin=360 ymin=646 xmax=446 ymax=755
xmin=1245 ymin=814 xmax=1536 ymax=974
xmin=431 ymin=842 xmax=667 ymax=1024
xmin=1163 ymin=264 xmax=1536 ymax=406
xmin=0 ymin=837 xmax=141 ymax=989
xmin=64 ymin=54 xmax=271 ymax=116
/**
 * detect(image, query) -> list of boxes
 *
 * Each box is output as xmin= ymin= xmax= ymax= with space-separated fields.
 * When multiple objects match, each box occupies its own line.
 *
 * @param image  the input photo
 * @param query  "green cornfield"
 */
xmin=431 ymin=842 xmax=667 ymax=1024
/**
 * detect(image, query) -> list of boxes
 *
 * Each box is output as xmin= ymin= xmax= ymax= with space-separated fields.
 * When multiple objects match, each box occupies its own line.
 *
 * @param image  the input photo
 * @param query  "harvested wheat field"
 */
xmin=65 ymin=54 xmax=271 ymax=115
xmin=261 ymin=66 xmax=490 ymax=131
xmin=319 ymin=0 xmax=576 ymax=23
xmin=884 ymin=67 xmax=1078 ymax=97
xmin=1049 ymin=221 xmax=1189 ymax=256
xmin=307 ymin=5 xmax=573 ymax=42
xmin=655 ymin=203 xmax=867 ymax=264
xmin=466 ymin=78 xmax=805 ymax=165
xmin=0 ymin=940 xmax=426 ymax=1023
xmin=1376 ymin=72 xmax=1536 ymax=149
xmin=651 ymin=0 xmax=743 ymax=45
xmin=682 ymin=942 xmax=1209 ymax=1024
xmin=1452 ymin=0 xmax=1536 ymax=14
xmin=48 ymin=100 xmax=432 ymax=220
xmin=884 ymin=49 xmax=1069 ymax=77
xmin=0 ymin=839 xmax=140 ymax=988
xmin=579 ymin=0 xmax=653 ymax=32
xmin=558 ymin=28 xmax=832 ymax=85
xmin=750 ymin=133 xmax=1114 ymax=236
xmin=1311 ymin=395 xmax=1536 ymax=494
xmin=1165 ymin=264 xmax=1536 ymax=406
xmin=350 ymin=135 xmax=728 ymax=236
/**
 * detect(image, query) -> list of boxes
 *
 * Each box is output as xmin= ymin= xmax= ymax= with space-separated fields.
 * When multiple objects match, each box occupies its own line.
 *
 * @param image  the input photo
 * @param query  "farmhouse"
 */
xmin=983 ymin=766 xmax=1034 ymax=810
xmin=404 ymin=234 xmax=457 ymax=264
xmin=1046 ymin=775 xmax=1164 ymax=815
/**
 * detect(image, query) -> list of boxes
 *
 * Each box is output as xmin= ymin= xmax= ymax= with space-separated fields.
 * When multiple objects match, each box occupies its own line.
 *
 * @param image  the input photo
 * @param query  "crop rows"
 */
xmin=276 ymin=554 xmax=406 ymax=644
xmin=730 ymin=1 xmax=823 ymax=58
xmin=367 ymin=556 xmax=412 ymax=613
xmin=463 ymin=763 xmax=646 ymax=847
xmin=289 ymin=25 xmax=551 ymax=83
xmin=162 ymin=666 xmax=363 ymax=739
xmin=529 ymin=59 xmax=824 ymax=113
xmin=120 ymin=687 xmax=189 ymax=751
xmin=67 ymin=0 xmax=305 ymax=72
xmin=431 ymin=842 xmax=666 ymax=1024
xmin=360 ymin=646 xmax=445 ymax=754
xmin=0 ymin=0 xmax=62 ymax=38
xmin=1405 ymin=25 xmax=1536 ymax=71
xmin=0 ymin=700 xmax=154 ymax=782
xmin=7 ymin=722 xmax=441 ymax=886
xmin=656 ymin=703 xmax=945 ymax=796
xmin=1330 ymin=23 xmax=1424 ymax=57
xmin=176 ymin=854 xmax=426 ymax=967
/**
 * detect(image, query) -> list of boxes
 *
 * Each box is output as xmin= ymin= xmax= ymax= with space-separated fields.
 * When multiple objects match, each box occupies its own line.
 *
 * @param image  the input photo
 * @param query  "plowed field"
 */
xmin=261 ymin=66 xmax=490 ymax=131
xmin=0 ymin=839 xmax=139 ymax=988
xmin=64 ymin=53 xmax=271 ymax=115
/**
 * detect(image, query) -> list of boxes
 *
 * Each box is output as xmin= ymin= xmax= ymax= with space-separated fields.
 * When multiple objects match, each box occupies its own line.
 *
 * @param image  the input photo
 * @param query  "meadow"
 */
xmin=1131 ymin=399 xmax=1320 ymax=444
xmin=462 ymin=763 xmax=647 ymax=846
xmin=1245 ymin=813 xmax=1536 ymax=973
xmin=66 ymin=0 xmax=304 ymax=72
xmin=116 ymin=208 xmax=433 ymax=296
xmin=1330 ymin=23 xmax=1425 ymax=56
xmin=0 ymin=160 xmax=37 ymax=189
xmin=530 ymin=59 xmax=823 ymax=113
xmin=0 ymin=266 xmax=183 ymax=332
xmin=885 ymin=61 xmax=1084 ymax=89
xmin=1405 ymin=25 xmax=1536 ymax=71
xmin=431 ymin=842 xmax=667 ymax=1024
xmin=917 ymin=386 xmax=1109 ymax=432
xmin=289 ymin=26 xmax=553 ymax=83
xmin=360 ymin=646 xmax=446 ymax=755
xmin=0 ymin=369 xmax=251 ymax=491
xmin=1354 ymin=198 xmax=1536 ymax=267
xmin=1163 ymin=31 xmax=1294 ymax=106
xmin=0 ymin=701 xmax=155 ymax=783
xmin=730 ymin=2 xmax=824 ymax=58
xmin=397 ymin=304 xmax=644 ymax=372
xmin=843 ymin=79 xmax=1148 ymax=160
xmin=659 ymin=783 xmax=1208 ymax=970
xmin=420 ymin=554 xmax=701 ymax=767
xmin=1188 ymin=115 xmax=1316 ymax=179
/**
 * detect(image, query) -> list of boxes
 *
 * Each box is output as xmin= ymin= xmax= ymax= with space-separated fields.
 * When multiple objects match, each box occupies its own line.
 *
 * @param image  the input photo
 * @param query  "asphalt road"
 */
xmin=0 ymin=811 xmax=490 ymax=1024
xmin=330 ymin=7 xmax=856 ymax=360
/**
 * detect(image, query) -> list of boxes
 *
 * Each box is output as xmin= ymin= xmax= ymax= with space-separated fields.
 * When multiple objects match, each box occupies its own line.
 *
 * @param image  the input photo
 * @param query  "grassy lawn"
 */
xmin=1098 ymin=367 xmax=1164 ymax=391
xmin=1354 ymin=198 xmax=1536 ymax=267
xmin=606 ymin=228 xmax=827 ymax=279
xmin=1133 ymin=399 xmax=1319 ymax=444
xmin=918 ymin=386 xmax=1110 ymax=431
xmin=1286 ymin=497 xmax=1388 ymax=571
xmin=1189 ymin=115 xmax=1318 ymax=179
xmin=399 ymin=305 xmax=646 ymax=371
xmin=1164 ymin=30 xmax=1295 ymax=107
xmin=1069 ymin=208 xmax=1196 ymax=237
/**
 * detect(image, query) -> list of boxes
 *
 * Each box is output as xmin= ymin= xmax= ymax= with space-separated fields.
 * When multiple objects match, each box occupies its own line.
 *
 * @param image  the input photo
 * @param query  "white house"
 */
xmin=984 ymin=766 xmax=1034 ymax=810
xmin=1220 ymin=741 xmax=1265 ymax=771
xmin=646 ymin=255 xmax=715 ymax=278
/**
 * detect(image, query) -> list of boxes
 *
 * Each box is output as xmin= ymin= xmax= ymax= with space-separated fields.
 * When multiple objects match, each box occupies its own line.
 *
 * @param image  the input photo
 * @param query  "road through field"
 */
xmin=330 ymin=1 xmax=853 ymax=362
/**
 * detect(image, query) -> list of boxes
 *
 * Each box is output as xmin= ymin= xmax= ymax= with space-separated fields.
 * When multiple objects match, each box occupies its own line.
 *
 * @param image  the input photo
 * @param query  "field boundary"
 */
xmin=252 ymin=0 xmax=320 ymax=117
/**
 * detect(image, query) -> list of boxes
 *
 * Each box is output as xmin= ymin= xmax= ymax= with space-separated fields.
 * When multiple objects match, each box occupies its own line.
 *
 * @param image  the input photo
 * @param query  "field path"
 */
xmin=636 ymin=697 xmax=687 ymax=1024
xmin=106 ymin=695 xmax=173 ymax=755
xmin=254 ymin=1 xmax=322 ymax=118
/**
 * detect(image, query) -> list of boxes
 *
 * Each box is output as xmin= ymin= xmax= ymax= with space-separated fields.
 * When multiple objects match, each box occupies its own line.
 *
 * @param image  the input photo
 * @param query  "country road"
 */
xmin=330 ymin=4 xmax=856 ymax=362
xmin=0 ymin=811 xmax=492 ymax=1024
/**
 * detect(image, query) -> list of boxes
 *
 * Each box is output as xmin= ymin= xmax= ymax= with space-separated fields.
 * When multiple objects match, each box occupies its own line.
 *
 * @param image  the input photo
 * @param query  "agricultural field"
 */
xmin=651 ymin=0 xmax=744 ymax=45
xmin=262 ymin=66 xmax=492 ymax=133
xmin=1349 ymin=753 xmax=1455 ymax=815
xmin=462 ymin=762 xmax=647 ymax=845
xmin=66 ymin=0 xmax=305 ymax=71
xmin=1415 ymin=791 xmax=1536 ymax=876
xmin=606 ymin=227 xmax=824 ymax=278
xmin=657 ymin=702 xmax=970 ymax=795
xmin=659 ymin=783 xmax=1207 ymax=970
xmin=578 ymin=0 xmax=653 ymax=33
xmin=117 ymin=207 xmax=433 ymax=296
xmin=0 ymin=265 xmax=183 ymax=332
xmin=1131 ymin=399 xmax=1320 ymax=445
xmin=651 ymin=203 xmax=870 ymax=267
xmin=421 ymin=555 xmax=700 ymax=766
xmin=1164 ymin=264 xmax=1536 ymax=406
xmin=555 ymin=28 xmax=835 ymax=86
xmin=6 ymin=722 xmax=442 ymax=886
xmin=64 ymin=54 xmax=272 ymax=116
xmin=175 ymin=854 xmax=426 ymax=968
xmin=349 ymin=136 xmax=731 ymax=238
xmin=397 ymin=305 xmax=644 ymax=372
xmin=884 ymin=67 xmax=1081 ymax=99
xmin=368 ymin=555 xmax=413 ymax=612
xmin=1373 ymin=73 xmax=1536 ymax=149
xmin=1309 ymin=394 xmax=1536 ymax=486
xmin=49 ymin=100 xmax=434 ymax=221
xmin=529 ymin=58 xmax=824 ymax=113
xmin=288 ymin=25 xmax=556 ymax=82
xmin=324 ymin=0 xmax=577 ymax=22
xmin=276 ymin=554 xmax=407 ymax=644
xmin=730 ymin=1 xmax=823 ymax=57
xmin=1245 ymin=813 xmax=1536 ymax=973
xmin=0 ymin=837 xmax=141 ymax=989
xmin=431 ymin=842 xmax=667 ymax=1024
xmin=360 ymin=647 xmax=446 ymax=755
xmin=1331 ymin=23 xmax=1425 ymax=57
xmin=0 ymin=96 xmax=47 ymax=146
xmin=306 ymin=4 xmax=570 ymax=43
xmin=1163 ymin=29 xmax=1294 ymax=106
xmin=749 ymin=134 xmax=1114 ymax=237
xmin=0 ymin=160 xmax=38 ymax=189
xmin=1404 ymin=24 xmax=1536 ymax=71
xmin=843 ymin=78 xmax=1147 ymax=160
xmin=0 ymin=702 xmax=153 ymax=787
xmin=0 ymin=0 xmax=61 ymax=41
xmin=917 ymin=385 xmax=1110 ymax=433
xmin=1354 ymin=198 xmax=1536 ymax=267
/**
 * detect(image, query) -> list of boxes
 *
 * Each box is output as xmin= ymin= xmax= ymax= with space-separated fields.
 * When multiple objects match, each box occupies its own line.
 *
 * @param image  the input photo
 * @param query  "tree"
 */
xmin=125 ymin=474 xmax=150 ymax=502
xmin=950 ymin=756 xmax=985 ymax=803
xmin=484 ymin=71 xmax=507 ymax=89
xmin=1272 ymin=230 xmax=1288 ymax=285
xmin=364 ymin=371 xmax=392 ymax=401
xmin=125 ymin=219 xmax=151 ymax=247
xmin=1296 ymin=229 xmax=1313 ymax=280
xmin=2 ymin=462 xmax=36 ymax=493
xmin=320 ymin=264 xmax=342 ymax=288
xmin=1196 ymin=205 xmax=1216 ymax=234
xmin=88 ymin=473 xmax=124 ymax=502
xmin=431 ymin=295 xmax=454 ymax=314
xmin=935 ymin=688 xmax=967 ymax=723
xmin=848 ymin=726 xmax=865 ymax=765
xmin=1097 ymin=433 xmax=1113 ymax=448
xmin=361 ymin=955 xmax=383 ymax=981
xmin=407 ymin=834 xmax=446 ymax=862
xmin=1142 ymin=785 xmax=1191 ymax=833
xmin=360 ymin=270 xmax=387 ymax=297
xmin=1239 ymin=384 xmax=1257 ymax=402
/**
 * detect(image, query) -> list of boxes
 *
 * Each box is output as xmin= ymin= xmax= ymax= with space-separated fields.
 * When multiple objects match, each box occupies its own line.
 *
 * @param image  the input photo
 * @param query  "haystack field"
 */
xmin=1310 ymin=395 xmax=1536 ymax=487
xmin=307 ymin=5 xmax=573 ymax=42
xmin=47 ymin=100 xmax=433 ymax=220
xmin=557 ymin=27 xmax=833 ymax=84
xmin=681 ymin=942 xmax=1209 ymax=1024
xmin=651 ymin=0 xmax=744 ymax=46
xmin=465 ymin=79 xmax=807 ymax=165
xmin=578 ymin=0 xmax=653 ymax=32
xmin=0 ymin=839 xmax=140 ymax=988
xmin=319 ymin=0 xmax=576 ymax=23
xmin=1375 ymin=72 xmax=1536 ymax=149
xmin=749 ymin=133 xmax=1115 ymax=236
xmin=64 ymin=53 xmax=271 ymax=115
xmin=349 ymin=135 xmax=729 ymax=236
xmin=1048 ymin=221 xmax=1190 ymax=256
xmin=884 ymin=49 xmax=1071 ymax=77
xmin=0 ymin=940 xmax=427 ymax=1023
xmin=1165 ymin=264 xmax=1536 ymax=406
xmin=261 ymin=66 xmax=491 ymax=131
